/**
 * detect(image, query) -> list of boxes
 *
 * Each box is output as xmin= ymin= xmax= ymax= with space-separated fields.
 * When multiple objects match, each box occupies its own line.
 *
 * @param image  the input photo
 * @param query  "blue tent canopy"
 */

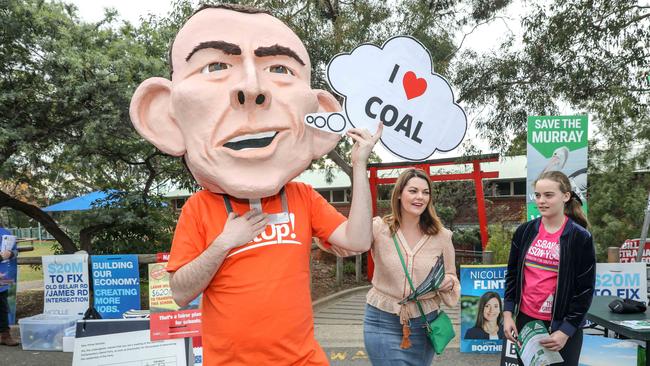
xmin=42 ymin=190 xmax=119 ymax=212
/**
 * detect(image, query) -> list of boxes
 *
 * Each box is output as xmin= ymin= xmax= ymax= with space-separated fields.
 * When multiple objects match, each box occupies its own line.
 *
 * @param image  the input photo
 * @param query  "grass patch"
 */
xmin=17 ymin=240 xmax=57 ymax=283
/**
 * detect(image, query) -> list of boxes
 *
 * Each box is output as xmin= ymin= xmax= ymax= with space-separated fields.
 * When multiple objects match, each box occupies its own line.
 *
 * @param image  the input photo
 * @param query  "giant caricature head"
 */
xmin=130 ymin=4 xmax=341 ymax=199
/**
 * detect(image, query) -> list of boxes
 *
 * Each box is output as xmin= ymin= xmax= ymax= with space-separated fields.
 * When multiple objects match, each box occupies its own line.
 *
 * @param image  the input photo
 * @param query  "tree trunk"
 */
xmin=0 ymin=190 xmax=78 ymax=254
xmin=327 ymin=149 xmax=356 ymax=199
xmin=327 ymin=150 xmax=352 ymax=179
xmin=79 ymin=223 xmax=114 ymax=253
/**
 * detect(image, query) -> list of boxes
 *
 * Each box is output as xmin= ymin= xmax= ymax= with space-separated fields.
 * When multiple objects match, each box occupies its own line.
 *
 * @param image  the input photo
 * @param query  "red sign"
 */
xmin=150 ymin=309 xmax=202 ymax=341
xmin=619 ymin=239 xmax=650 ymax=263
xmin=156 ymin=252 xmax=170 ymax=263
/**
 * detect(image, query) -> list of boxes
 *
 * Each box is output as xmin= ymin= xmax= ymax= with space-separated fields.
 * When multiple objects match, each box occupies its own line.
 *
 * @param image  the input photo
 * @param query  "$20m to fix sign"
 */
xmin=594 ymin=263 xmax=647 ymax=301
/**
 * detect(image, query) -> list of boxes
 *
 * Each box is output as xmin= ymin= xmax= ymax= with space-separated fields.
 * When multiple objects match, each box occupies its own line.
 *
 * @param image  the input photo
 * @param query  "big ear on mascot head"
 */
xmin=130 ymin=77 xmax=185 ymax=157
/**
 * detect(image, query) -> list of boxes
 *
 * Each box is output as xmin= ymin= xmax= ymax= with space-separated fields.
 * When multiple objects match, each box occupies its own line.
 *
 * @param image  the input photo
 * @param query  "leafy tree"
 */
xmin=485 ymin=224 xmax=514 ymax=264
xmin=0 ymin=0 xmax=190 ymax=253
xmin=454 ymin=0 xmax=650 ymax=258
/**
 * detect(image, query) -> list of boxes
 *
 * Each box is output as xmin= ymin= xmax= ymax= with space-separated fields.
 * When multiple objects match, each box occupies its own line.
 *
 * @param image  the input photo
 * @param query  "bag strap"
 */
xmin=392 ymin=234 xmax=431 ymax=327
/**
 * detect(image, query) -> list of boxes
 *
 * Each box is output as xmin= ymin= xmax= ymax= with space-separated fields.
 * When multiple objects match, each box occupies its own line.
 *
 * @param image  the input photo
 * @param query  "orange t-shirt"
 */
xmin=166 ymin=182 xmax=346 ymax=365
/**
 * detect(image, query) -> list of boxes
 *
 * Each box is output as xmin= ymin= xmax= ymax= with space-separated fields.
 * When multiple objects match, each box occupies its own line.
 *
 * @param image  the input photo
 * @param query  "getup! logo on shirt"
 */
xmin=227 ymin=213 xmax=299 ymax=258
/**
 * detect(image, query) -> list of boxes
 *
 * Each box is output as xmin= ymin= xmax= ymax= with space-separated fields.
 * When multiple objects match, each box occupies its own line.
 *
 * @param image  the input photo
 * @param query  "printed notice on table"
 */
xmin=72 ymin=319 xmax=190 ymax=366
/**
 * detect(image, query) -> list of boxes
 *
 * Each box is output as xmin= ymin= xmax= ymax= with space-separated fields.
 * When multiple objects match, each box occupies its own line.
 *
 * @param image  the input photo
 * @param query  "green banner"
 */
xmin=526 ymin=115 xmax=588 ymax=220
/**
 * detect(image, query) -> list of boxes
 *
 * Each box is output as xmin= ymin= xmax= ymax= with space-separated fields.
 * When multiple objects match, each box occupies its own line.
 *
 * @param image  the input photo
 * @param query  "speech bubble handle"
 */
xmin=304 ymin=112 xmax=351 ymax=135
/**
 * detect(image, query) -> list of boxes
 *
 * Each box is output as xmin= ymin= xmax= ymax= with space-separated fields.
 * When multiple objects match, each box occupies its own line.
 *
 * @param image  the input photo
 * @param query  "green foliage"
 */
xmin=342 ymin=260 xmax=356 ymax=276
xmin=588 ymin=164 xmax=650 ymax=261
xmin=432 ymin=181 xmax=476 ymax=229
xmin=60 ymin=192 xmax=176 ymax=254
xmin=455 ymin=1 xmax=650 ymax=152
xmin=485 ymin=224 xmax=514 ymax=265
xmin=0 ymin=0 xmax=194 ymax=253
xmin=454 ymin=0 xmax=650 ymax=261
xmin=436 ymin=206 xmax=457 ymax=229
xmin=452 ymin=227 xmax=481 ymax=251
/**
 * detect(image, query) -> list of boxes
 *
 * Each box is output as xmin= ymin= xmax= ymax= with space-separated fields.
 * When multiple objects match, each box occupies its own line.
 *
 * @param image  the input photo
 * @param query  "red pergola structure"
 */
xmin=366 ymin=153 xmax=500 ymax=279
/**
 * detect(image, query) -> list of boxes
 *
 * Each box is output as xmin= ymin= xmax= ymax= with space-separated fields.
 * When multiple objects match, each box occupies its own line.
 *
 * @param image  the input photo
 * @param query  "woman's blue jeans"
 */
xmin=363 ymin=304 xmax=437 ymax=365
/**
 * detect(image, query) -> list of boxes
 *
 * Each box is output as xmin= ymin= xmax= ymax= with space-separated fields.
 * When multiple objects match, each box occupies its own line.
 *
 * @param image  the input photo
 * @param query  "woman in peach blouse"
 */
xmin=364 ymin=168 xmax=460 ymax=365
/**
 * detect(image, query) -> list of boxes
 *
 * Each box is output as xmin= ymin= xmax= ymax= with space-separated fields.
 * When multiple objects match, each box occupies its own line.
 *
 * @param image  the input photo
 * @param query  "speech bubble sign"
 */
xmin=305 ymin=36 xmax=467 ymax=161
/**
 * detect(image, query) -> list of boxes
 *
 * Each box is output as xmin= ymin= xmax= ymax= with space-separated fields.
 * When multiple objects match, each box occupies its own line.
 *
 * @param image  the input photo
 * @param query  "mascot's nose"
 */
xmin=237 ymin=91 xmax=267 ymax=106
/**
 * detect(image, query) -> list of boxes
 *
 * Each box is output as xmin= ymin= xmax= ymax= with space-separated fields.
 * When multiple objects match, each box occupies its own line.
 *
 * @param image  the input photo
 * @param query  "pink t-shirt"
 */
xmin=520 ymin=217 xmax=567 ymax=320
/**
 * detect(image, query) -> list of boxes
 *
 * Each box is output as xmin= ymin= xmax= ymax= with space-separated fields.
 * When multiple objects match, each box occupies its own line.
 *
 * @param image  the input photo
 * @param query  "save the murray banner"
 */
xmin=460 ymin=265 xmax=507 ymax=354
xmin=526 ymin=115 xmax=588 ymax=219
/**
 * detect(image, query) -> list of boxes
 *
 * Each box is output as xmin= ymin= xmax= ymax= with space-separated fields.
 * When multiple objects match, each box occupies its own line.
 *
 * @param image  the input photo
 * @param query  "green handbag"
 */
xmin=392 ymin=235 xmax=455 ymax=355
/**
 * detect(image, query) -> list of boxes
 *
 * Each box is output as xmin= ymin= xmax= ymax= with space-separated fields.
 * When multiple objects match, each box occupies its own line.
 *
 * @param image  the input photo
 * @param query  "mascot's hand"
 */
xmin=216 ymin=210 xmax=269 ymax=250
xmin=348 ymin=122 xmax=383 ymax=167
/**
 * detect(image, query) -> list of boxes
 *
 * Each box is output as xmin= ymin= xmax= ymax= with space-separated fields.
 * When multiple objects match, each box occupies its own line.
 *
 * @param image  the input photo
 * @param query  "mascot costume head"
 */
xmin=130 ymin=4 xmax=341 ymax=198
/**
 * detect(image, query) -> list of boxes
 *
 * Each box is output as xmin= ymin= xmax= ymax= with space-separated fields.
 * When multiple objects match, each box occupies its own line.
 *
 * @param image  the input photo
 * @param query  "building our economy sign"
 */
xmin=91 ymin=255 xmax=141 ymax=319
xmin=526 ymin=115 xmax=588 ymax=220
xmin=460 ymin=265 xmax=507 ymax=354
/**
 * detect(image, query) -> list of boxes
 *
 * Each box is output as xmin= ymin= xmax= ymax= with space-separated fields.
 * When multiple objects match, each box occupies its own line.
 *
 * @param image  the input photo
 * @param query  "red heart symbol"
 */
xmin=402 ymin=71 xmax=427 ymax=100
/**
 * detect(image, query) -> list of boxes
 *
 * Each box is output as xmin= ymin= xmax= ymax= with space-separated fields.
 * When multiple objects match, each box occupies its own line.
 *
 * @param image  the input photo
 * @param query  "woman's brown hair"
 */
xmin=473 ymin=291 xmax=503 ymax=330
xmin=534 ymin=170 xmax=589 ymax=229
xmin=383 ymin=168 xmax=443 ymax=236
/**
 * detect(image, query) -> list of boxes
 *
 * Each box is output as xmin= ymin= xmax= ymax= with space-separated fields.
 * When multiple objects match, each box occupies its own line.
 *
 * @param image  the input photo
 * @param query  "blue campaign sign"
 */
xmin=91 ymin=255 xmax=141 ymax=319
xmin=460 ymin=265 xmax=507 ymax=354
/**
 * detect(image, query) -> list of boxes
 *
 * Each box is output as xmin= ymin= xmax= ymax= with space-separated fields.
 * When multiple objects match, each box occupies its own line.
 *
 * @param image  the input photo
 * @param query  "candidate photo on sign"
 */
xmin=464 ymin=291 xmax=505 ymax=340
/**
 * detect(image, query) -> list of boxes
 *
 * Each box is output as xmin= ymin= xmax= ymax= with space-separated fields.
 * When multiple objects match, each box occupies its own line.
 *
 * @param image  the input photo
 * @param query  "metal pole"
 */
xmin=355 ymin=254 xmax=362 ymax=283
xmin=635 ymin=191 xmax=650 ymax=262
xmin=336 ymin=257 xmax=343 ymax=285
xmin=472 ymin=161 xmax=489 ymax=250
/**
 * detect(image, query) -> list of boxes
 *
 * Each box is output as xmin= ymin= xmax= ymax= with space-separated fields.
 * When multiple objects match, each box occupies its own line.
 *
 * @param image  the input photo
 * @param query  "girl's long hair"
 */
xmin=534 ymin=171 xmax=589 ymax=229
xmin=383 ymin=168 xmax=443 ymax=236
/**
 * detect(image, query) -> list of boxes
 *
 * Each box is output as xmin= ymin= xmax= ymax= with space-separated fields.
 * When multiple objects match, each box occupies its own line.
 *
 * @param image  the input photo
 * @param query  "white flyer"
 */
xmin=516 ymin=320 xmax=564 ymax=366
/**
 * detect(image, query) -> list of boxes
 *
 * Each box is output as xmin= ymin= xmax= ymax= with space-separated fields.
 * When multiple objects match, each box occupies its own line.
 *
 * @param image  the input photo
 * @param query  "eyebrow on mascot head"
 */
xmin=185 ymin=42 xmax=306 ymax=67
xmin=185 ymin=41 xmax=242 ymax=61
xmin=166 ymin=3 xmax=303 ymax=77
xmin=254 ymin=45 xmax=305 ymax=66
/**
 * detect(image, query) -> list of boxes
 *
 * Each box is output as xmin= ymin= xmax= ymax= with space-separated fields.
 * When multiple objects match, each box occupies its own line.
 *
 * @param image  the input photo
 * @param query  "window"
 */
xmin=315 ymin=189 xmax=350 ymax=203
xmin=486 ymin=180 xmax=527 ymax=197
xmin=495 ymin=182 xmax=511 ymax=196
xmin=316 ymin=189 xmax=329 ymax=201
xmin=513 ymin=180 xmax=526 ymax=196
xmin=173 ymin=198 xmax=187 ymax=210
xmin=331 ymin=189 xmax=346 ymax=202
xmin=377 ymin=184 xmax=393 ymax=200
